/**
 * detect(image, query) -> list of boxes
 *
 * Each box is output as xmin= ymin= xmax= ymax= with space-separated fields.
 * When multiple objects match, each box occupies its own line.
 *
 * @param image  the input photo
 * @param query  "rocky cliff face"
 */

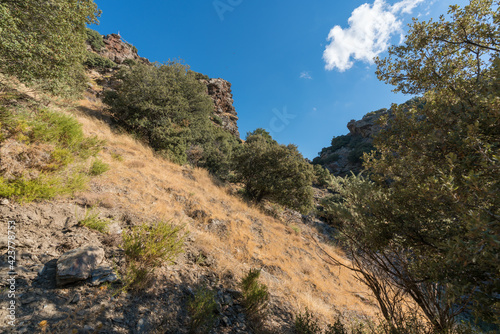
xmin=201 ymin=78 xmax=240 ymax=138
xmin=87 ymin=33 xmax=146 ymax=64
xmin=314 ymin=108 xmax=387 ymax=176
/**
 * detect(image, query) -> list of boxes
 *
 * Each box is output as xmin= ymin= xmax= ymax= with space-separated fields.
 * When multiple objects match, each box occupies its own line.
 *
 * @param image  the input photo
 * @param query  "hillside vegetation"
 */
xmin=0 ymin=0 xmax=498 ymax=333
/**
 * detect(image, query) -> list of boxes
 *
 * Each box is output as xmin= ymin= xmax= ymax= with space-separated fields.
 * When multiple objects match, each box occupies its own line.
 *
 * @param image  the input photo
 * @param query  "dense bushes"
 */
xmin=0 ymin=0 xmax=101 ymax=95
xmin=84 ymin=52 xmax=116 ymax=69
xmin=233 ymin=129 xmax=314 ymax=214
xmin=104 ymin=61 xmax=239 ymax=179
xmin=86 ymin=28 xmax=105 ymax=52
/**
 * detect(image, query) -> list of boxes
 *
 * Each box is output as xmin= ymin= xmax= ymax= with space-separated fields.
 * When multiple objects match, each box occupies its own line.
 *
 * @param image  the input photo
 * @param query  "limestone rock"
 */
xmin=56 ymin=245 xmax=105 ymax=286
xmin=201 ymin=78 xmax=240 ymax=138
xmin=88 ymin=33 xmax=148 ymax=65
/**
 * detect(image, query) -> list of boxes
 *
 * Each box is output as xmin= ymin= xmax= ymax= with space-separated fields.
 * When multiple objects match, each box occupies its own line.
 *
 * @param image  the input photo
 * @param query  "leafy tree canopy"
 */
xmin=0 ymin=0 xmax=101 ymax=94
xmin=328 ymin=0 xmax=500 ymax=331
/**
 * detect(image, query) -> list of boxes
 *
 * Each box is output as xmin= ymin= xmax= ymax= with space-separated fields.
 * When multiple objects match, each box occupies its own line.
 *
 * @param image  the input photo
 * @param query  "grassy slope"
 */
xmin=74 ymin=91 xmax=379 ymax=323
xmin=1 ymin=74 xmax=379 ymax=329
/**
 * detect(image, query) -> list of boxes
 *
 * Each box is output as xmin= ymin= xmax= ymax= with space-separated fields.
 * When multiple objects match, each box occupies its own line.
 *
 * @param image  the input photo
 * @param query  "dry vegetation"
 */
xmin=72 ymin=91 xmax=380 ymax=325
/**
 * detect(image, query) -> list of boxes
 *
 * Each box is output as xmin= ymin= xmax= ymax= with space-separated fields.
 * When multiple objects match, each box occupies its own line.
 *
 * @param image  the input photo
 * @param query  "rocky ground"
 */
xmin=0 ymin=195 xmax=344 ymax=334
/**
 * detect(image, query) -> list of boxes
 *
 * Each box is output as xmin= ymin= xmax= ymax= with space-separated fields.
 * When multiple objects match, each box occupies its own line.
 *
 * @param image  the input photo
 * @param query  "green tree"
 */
xmin=0 ymin=0 xmax=101 ymax=94
xmin=233 ymin=129 xmax=314 ymax=214
xmin=326 ymin=0 xmax=500 ymax=331
xmin=104 ymin=61 xmax=239 ymax=179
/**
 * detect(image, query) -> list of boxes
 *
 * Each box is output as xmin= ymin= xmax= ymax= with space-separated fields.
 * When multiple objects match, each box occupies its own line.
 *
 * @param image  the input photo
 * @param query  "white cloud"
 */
xmin=300 ymin=71 xmax=312 ymax=79
xmin=323 ymin=0 xmax=423 ymax=72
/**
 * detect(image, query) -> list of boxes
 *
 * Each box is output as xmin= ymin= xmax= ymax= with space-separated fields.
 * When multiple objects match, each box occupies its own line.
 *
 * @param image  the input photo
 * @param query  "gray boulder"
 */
xmin=56 ymin=245 xmax=105 ymax=287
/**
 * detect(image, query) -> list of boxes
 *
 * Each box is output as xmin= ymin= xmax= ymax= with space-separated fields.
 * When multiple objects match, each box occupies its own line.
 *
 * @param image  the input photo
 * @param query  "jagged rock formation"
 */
xmin=313 ymin=108 xmax=387 ymax=176
xmin=87 ymin=33 xmax=146 ymax=64
xmin=201 ymin=78 xmax=240 ymax=138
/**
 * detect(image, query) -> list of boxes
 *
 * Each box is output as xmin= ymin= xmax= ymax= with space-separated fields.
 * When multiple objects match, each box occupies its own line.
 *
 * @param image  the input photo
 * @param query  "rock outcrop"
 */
xmin=87 ymin=33 xmax=147 ymax=64
xmin=314 ymin=108 xmax=388 ymax=176
xmin=201 ymin=78 xmax=240 ymax=138
xmin=346 ymin=110 xmax=385 ymax=139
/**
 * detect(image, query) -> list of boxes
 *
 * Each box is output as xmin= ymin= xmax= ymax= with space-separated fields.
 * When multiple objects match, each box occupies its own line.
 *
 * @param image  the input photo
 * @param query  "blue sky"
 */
xmin=91 ymin=0 xmax=470 ymax=159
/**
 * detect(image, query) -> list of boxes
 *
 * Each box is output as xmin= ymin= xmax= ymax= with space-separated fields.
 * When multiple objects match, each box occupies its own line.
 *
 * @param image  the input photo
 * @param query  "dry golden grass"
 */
xmin=67 ymin=97 xmax=381 ymax=325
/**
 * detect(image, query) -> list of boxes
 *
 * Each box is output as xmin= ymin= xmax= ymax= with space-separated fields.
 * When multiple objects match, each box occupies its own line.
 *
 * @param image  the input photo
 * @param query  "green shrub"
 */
xmin=48 ymin=148 xmax=74 ymax=170
xmin=241 ymin=269 xmax=269 ymax=319
xmin=190 ymin=71 xmax=210 ymax=81
xmin=103 ymin=61 xmax=213 ymax=164
xmin=233 ymin=129 xmax=314 ymax=213
xmin=104 ymin=60 xmax=239 ymax=180
xmin=313 ymin=164 xmax=333 ymax=188
xmin=212 ymin=115 xmax=223 ymax=125
xmin=31 ymin=109 xmax=85 ymax=148
xmin=295 ymin=309 xmax=321 ymax=334
xmin=0 ymin=173 xmax=87 ymax=203
xmin=122 ymin=221 xmax=186 ymax=290
xmin=89 ymin=159 xmax=110 ymax=176
xmin=347 ymin=142 xmax=375 ymax=164
xmin=122 ymin=59 xmax=137 ymax=67
xmin=84 ymin=52 xmax=116 ymax=69
xmin=78 ymin=206 xmax=110 ymax=233
xmin=188 ymin=286 xmax=218 ymax=333
xmin=86 ymin=28 xmax=105 ymax=52
xmin=111 ymin=152 xmax=124 ymax=161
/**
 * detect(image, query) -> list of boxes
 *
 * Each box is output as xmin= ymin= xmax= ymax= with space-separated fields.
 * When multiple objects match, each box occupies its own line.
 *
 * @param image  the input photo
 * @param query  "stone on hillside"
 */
xmin=56 ymin=245 xmax=105 ymax=287
xmin=90 ymin=266 xmax=119 ymax=286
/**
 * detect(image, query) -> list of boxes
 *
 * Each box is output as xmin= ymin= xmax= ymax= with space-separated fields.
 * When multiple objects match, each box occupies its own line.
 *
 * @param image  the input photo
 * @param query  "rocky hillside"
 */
xmin=0 ymin=78 xmax=379 ymax=333
xmin=86 ymin=32 xmax=240 ymax=139
xmin=313 ymin=109 xmax=387 ymax=176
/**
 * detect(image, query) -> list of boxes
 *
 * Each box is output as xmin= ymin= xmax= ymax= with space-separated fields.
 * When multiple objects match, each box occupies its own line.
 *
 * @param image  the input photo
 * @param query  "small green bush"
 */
xmin=111 ymin=152 xmax=124 ymax=161
xmin=0 ymin=173 xmax=87 ymax=203
xmin=48 ymin=148 xmax=74 ymax=170
xmin=295 ymin=309 xmax=321 ymax=334
xmin=31 ymin=109 xmax=85 ymax=148
xmin=89 ymin=159 xmax=110 ymax=176
xmin=86 ymin=28 xmax=105 ymax=52
xmin=122 ymin=221 xmax=186 ymax=290
xmin=188 ymin=285 xmax=218 ymax=333
xmin=313 ymin=164 xmax=333 ymax=188
xmin=78 ymin=206 xmax=110 ymax=233
xmin=84 ymin=52 xmax=116 ymax=69
xmin=122 ymin=59 xmax=137 ymax=67
xmin=241 ymin=269 xmax=269 ymax=319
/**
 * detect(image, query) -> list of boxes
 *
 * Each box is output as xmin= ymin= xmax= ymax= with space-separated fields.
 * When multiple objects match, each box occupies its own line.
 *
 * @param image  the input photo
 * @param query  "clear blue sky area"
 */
xmin=91 ymin=0 xmax=470 ymax=159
